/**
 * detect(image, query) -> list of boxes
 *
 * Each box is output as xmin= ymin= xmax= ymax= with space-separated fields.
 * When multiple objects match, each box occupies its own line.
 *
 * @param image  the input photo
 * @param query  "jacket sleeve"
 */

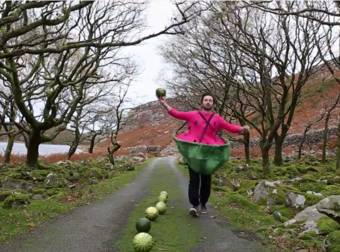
xmin=168 ymin=108 xmax=193 ymax=121
xmin=218 ymin=116 xmax=242 ymax=134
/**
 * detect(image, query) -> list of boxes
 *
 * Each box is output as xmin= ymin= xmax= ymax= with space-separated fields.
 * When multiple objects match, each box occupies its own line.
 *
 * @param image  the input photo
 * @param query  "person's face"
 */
xmin=201 ymin=95 xmax=214 ymax=111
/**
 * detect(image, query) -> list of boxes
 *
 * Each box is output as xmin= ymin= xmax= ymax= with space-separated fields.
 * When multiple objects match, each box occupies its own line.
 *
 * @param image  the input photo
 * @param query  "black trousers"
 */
xmin=188 ymin=167 xmax=211 ymax=207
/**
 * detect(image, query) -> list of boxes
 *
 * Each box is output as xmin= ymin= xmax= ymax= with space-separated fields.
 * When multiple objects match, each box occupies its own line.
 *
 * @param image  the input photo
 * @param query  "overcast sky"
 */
xmin=123 ymin=0 xmax=176 ymax=107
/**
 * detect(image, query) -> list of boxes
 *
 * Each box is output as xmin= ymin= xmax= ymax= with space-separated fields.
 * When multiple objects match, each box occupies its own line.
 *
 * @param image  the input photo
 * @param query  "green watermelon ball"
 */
xmin=156 ymin=88 xmax=166 ymax=98
xmin=133 ymin=232 xmax=153 ymax=252
xmin=155 ymin=201 xmax=167 ymax=215
xmin=136 ymin=217 xmax=151 ymax=233
xmin=145 ymin=206 xmax=159 ymax=221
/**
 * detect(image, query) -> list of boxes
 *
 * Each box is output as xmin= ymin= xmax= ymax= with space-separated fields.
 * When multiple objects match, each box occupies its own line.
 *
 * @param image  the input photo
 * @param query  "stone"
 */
xmin=316 ymin=195 xmax=340 ymax=219
xmin=32 ymin=194 xmax=45 ymax=200
xmin=285 ymin=192 xmax=306 ymax=209
xmin=3 ymin=192 xmax=30 ymax=209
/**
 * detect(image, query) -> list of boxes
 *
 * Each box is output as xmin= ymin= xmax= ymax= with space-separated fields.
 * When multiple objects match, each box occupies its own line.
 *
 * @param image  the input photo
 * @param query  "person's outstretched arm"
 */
xmin=218 ymin=116 xmax=250 ymax=135
xmin=159 ymin=97 xmax=192 ymax=121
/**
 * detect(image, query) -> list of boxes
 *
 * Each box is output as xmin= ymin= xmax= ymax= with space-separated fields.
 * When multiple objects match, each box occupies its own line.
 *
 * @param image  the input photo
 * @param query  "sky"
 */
xmin=123 ymin=0 xmax=177 ymax=107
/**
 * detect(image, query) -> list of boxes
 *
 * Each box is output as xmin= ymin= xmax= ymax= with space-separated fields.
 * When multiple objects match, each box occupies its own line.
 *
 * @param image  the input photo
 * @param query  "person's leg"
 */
xmin=199 ymin=173 xmax=211 ymax=213
xmin=188 ymin=167 xmax=200 ymax=216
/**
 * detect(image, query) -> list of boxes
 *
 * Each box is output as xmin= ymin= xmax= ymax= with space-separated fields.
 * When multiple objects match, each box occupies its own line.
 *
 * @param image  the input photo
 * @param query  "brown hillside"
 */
xmin=97 ymin=65 xmax=340 ymax=158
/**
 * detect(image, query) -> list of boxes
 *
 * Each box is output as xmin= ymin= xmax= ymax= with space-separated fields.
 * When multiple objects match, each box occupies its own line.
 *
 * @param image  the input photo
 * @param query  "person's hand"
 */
xmin=159 ymin=96 xmax=166 ymax=105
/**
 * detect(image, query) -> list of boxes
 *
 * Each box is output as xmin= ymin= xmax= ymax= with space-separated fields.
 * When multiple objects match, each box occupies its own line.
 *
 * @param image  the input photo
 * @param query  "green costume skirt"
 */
xmin=174 ymin=138 xmax=230 ymax=175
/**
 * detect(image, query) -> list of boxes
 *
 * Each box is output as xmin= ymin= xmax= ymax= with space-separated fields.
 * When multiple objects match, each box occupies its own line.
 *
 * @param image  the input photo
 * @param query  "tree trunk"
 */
xmin=4 ymin=134 xmax=15 ymax=164
xmin=68 ymin=129 xmax=80 ymax=159
xmin=244 ymin=131 xmax=250 ymax=164
xmin=67 ymin=144 xmax=78 ymax=160
xmin=26 ymin=130 xmax=42 ymax=168
xmin=88 ymin=133 xmax=98 ymax=153
xmin=260 ymin=140 xmax=271 ymax=175
xmin=273 ymin=135 xmax=284 ymax=166
xmin=336 ymin=120 xmax=340 ymax=169
xmin=322 ymin=115 xmax=330 ymax=163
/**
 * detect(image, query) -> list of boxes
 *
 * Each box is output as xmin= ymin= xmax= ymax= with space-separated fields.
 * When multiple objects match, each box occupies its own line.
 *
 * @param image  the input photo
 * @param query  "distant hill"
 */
xmin=97 ymin=63 xmax=339 ymax=158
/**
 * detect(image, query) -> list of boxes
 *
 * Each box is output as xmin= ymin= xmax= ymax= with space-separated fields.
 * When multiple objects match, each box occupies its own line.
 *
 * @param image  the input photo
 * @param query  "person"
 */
xmin=159 ymin=93 xmax=249 ymax=217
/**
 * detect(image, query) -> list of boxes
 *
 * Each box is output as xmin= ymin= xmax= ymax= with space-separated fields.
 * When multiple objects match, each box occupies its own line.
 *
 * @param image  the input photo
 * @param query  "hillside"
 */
xmin=98 ymin=66 xmax=340 ymax=159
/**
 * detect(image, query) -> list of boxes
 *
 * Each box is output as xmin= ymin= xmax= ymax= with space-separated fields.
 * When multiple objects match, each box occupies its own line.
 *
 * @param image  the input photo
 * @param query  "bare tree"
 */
xmin=106 ymin=86 xmax=129 ymax=165
xmin=321 ymin=94 xmax=340 ymax=162
xmin=298 ymin=113 xmax=325 ymax=160
xmin=163 ymin=2 xmax=325 ymax=173
xmin=0 ymin=1 xmax=196 ymax=167
xmin=248 ymin=0 xmax=340 ymax=168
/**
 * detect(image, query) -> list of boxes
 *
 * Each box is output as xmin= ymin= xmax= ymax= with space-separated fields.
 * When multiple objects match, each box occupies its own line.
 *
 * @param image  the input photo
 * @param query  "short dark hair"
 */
xmin=200 ymin=93 xmax=214 ymax=104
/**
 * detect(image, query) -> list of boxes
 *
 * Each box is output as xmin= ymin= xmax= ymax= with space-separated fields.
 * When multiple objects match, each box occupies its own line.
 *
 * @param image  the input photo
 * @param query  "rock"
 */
xmin=44 ymin=173 xmax=66 ymax=187
xmin=3 ymin=192 xmax=30 ymax=209
xmin=273 ymin=211 xmax=284 ymax=222
xmin=316 ymin=216 xmax=340 ymax=235
xmin=45 ymin=173 xmax=58 ymax=187
xmin=285 ymin=192 xmax=306 ymax=209
xmin=128 ymin=145 xmax=147 ymax=155
xmin=68 ymin=184 xmax=77 ymax=189
xmin=89 ymin=177 xmax=98 ymax=184
xmin=316 ymin=195 xmax=340 ymax=220
xmin=0 ymin=191 xmax=12 ymax=201
xmin=295 ymin=206 xmax=324 ymax=223
xmin=230 ymin=178 xmax=241 ymax=191
xmin=252 ymin=181 xmax=270 ymax=203
xmin=104 ymin=163 xmax=114 ymax=170
xmin=32 ymin=194 xmax=45 ymax=200
xmin=1 ymin=177 xmax=33 ymax=191
xmin=284 ymin=205 xmax=327 ymax=233
xmin=236 ymin=164 xmax=249 ymax=172
xmin=252 ymin=180 xmax=281 ymax=204
xmin=68 ymin=171 xmax=80 ymax=182
xmin=132 ymin=156 xmax=145 ymax=162
xmin=324 ymin=230 xmax=340 ymax=252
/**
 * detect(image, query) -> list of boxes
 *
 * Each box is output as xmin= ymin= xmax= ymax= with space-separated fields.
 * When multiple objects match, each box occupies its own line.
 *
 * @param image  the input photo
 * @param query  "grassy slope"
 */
xmin=0 ymin=160 xmax=149 ymax=243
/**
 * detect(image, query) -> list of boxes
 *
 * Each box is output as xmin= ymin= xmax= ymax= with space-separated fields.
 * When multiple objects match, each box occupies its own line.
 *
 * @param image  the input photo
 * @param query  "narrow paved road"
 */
xmin=0 ymin=157 xmax=267 ymax=252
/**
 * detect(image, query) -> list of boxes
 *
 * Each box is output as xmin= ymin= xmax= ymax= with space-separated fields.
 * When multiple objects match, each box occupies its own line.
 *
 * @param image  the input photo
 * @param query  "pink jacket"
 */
xmin=169 ymin=108 xmax=242 ymax=146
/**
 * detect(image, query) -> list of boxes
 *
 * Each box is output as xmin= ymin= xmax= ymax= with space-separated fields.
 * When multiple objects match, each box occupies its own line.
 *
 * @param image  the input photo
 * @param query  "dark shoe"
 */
xmin=200 ymin=205 xmax=208 ymax=214
xmin=189 ymin=207 xmax=199 ymax=217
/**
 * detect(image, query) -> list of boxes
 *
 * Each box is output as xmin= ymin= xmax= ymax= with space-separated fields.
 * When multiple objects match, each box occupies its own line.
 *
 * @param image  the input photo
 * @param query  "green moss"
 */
xmin=327 ymin=230 xmax=340 ymax=252
xmin=3 ymin=192 xmax=31 ymax=209
xmin=0 ymin=158 xmax=149 ymax=243
xmin=321 ymin=185 xmax=340 ymax=196
xmin=305 ymin=193 xmax=323 ymax=206
xmin=317 ymin=217 xmax=340 ymax=235
xmin=0 ymin=191 xmax=12 ymax=201
xmin=300 ymin=231 xmax=319 ymax=240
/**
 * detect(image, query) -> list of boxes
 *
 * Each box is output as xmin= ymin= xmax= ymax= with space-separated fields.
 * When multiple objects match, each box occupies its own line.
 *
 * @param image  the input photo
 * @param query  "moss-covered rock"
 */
xmin=31 ymin=170 xmax=50 ymax=181
xmin=85 ymin=167 xmax=108 ymax=180
xmin=326 ymin=230 xmax=340 ymax=252
xmin=299 ymin=230 xmax=319 ymax=241
xmin=0 ymin=191 xmax=12 ymax=201
xmin=68 ymin=171 xmax=80 ymax=182
xmin=317 ymin=216 xmax=340 ymax=235
xmin=3 ymin=192 xmax=31 ymax=209
xmin=305 ymin=193 xmax=323 ymax=206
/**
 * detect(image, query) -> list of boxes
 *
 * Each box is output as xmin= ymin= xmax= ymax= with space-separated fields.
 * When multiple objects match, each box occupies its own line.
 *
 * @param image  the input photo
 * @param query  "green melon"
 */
xmin=158 ymin=194 xmax=167 ymax=203
xmin=136 ymin=217 xmax=151 ymax=233
xmin=155 ymin=88 xmax=166 ymax=98
xmin=145 ymin=206 xmax=159 ymax=221
xmin=133 ymin=232 xmax=153 ymax=252
xmin=155 ymin=201 xmax=167 ymax=215
xmin=160 ymin=191 xmax=168 ymax=198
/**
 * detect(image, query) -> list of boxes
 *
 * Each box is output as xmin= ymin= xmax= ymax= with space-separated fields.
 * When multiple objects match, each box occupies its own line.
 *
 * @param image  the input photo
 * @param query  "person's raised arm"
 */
xmin=159 ymin=97 xmax=192 ymax=121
